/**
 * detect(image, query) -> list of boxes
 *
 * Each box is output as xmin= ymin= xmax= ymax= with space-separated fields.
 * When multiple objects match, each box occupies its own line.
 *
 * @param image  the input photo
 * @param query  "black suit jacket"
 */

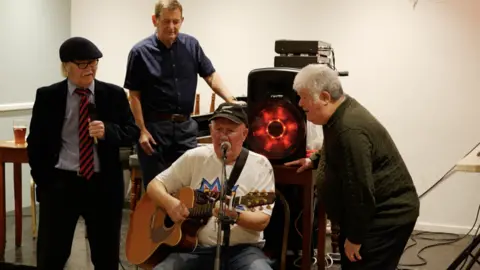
xmin=27 ymin=79 xmax=140 ymax=187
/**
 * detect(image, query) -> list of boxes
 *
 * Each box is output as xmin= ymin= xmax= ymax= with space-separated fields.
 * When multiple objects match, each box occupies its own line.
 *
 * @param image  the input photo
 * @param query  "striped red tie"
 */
xmin=75 ymin=88 xmax=94 ymax=180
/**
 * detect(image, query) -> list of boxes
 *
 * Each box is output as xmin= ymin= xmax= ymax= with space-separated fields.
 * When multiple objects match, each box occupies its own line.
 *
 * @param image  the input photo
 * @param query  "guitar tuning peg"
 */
xmin=266 ymin=205 xmax=272 ymax=210
xmin=258 ymin=206 xmax=263 ymax=210
xmin=249 ymin=208 xmax=255 ymax=212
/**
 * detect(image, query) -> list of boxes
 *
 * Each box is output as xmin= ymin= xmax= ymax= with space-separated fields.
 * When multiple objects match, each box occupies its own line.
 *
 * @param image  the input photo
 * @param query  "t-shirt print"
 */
xmin=196 ymin=177 xmax=243 ymax=210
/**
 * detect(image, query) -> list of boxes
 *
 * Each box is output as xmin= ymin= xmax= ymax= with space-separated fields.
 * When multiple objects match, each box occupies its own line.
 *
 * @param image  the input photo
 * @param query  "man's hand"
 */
xmin=89 ymin=120 xmax=105 ymax=139
xmin=231 ymin=100 xmax=247 ymax=106
xmin=284 ymin=158 xmax=313 ymax=173
xmin=344 ymin=239 xmax=362 ymax=262
xmin=139 ymin=129 xmax=156 ymax=155
xmin=212 ymin=202 xmax=239 ymax=220
xmin=165 ymin=199 xmax=190 ymax=223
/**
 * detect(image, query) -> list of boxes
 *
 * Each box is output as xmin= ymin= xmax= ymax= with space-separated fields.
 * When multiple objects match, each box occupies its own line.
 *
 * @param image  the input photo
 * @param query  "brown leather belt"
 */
xmin=147 ymin=113 xmax=189 ymax=123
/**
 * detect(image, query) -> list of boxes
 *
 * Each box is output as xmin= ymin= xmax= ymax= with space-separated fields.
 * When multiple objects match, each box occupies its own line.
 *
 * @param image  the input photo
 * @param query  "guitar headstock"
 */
xmin=235 ymin=190 xmax=276 ymax=211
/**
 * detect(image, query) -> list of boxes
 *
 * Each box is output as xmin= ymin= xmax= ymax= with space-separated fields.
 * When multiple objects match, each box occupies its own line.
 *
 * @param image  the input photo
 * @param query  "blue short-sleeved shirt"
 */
xmin=124 ymin=33 xmax=215 ymax=119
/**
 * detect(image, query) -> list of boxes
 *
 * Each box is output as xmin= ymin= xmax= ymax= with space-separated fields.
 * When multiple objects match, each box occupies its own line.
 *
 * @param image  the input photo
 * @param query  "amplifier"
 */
xmin=274 ymin=55 xmax=331 ymax=69
xmin=275 ymin=39 xmax=332 ymax=56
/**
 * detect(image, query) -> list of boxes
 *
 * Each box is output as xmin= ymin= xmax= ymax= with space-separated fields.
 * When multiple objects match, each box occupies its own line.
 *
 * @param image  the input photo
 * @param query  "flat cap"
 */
xmin=59 ymin=37 xmax=103 ymax=62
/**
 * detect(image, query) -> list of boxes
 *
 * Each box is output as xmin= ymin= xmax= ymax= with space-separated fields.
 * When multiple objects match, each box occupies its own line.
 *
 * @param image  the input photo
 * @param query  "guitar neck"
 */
xmin=187 ymin=196 xmax=243 ymax=218
xmin=188 ymin=203 xmax=215 ymax=218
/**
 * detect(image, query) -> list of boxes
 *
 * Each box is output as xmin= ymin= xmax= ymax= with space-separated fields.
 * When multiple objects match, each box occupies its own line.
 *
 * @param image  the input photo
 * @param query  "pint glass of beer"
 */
xmin=13 ymin=119 xmax=28 ymax=145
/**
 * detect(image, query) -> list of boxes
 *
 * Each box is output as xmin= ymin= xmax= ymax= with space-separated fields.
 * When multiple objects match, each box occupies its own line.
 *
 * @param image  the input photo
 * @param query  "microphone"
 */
xmin=87 ymin=103 xmax=98 ymax=144
xmin=220 ymin=141 xmax=231 ymax=156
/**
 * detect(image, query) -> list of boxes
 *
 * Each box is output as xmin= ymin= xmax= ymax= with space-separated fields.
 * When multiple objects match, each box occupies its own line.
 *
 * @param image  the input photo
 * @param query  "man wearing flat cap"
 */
xmin=146 ymin=102 xmax=276 ymax=270
xmin=27 ymin=37 xmax=140 ymax=269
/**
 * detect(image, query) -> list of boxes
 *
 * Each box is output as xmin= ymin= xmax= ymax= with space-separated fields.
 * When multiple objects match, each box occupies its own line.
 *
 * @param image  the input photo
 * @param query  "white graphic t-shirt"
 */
xmin=155 ymin=144 xmax=275 ymax=247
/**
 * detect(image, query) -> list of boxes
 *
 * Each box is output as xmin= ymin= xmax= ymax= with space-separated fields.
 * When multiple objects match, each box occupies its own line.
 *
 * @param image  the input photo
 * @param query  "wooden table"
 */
xmin=273 ymin=165 xmax=325 ymax=270
xmin=0 ymin=140 xmax=28 ymax=257
xmin=455 ymin=144 xmax=480 ymax=172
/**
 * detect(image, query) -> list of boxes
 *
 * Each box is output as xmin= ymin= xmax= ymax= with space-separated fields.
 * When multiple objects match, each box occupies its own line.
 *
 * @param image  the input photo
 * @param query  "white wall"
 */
xmin=71 ymin=0 xmax=480 ymax=234
xmin=1 ymin=0 xmax=71 ymax=211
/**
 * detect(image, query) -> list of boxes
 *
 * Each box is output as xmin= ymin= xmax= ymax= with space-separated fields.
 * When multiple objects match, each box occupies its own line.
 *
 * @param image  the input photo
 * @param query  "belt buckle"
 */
xmin=77 ymin=171 xmax=82 ymax=177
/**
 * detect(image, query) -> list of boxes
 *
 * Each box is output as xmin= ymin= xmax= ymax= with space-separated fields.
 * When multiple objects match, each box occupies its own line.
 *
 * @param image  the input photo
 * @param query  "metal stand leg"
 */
xmin=447 ymin=234 xmax=480 ymax=270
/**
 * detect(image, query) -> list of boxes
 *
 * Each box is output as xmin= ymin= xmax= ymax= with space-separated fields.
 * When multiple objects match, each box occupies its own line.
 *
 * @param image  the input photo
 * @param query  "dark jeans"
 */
xmin=153 ymin=245 xmax=272 ymax=270
xmin=36 ymin=169 xmax=124 ymax=270
xmin=339 ymin=221 xmax=416 ymax=270
xmin=138 ymin=118 xmax=198 ymax=189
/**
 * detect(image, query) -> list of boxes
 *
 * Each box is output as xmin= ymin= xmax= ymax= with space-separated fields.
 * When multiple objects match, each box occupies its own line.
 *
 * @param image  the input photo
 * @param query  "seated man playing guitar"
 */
xmin=147 ymin=102 xmax=275 ymax=270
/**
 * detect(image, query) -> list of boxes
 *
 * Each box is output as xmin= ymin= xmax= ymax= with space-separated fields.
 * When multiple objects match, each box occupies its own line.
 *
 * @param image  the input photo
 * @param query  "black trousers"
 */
xmin=339 ymin=221 xmax=416 ymax=270
xmin=137 ymin=118 xmax=198 ymax=189
xmin=36 ymin=169 xmax=124 ymax=270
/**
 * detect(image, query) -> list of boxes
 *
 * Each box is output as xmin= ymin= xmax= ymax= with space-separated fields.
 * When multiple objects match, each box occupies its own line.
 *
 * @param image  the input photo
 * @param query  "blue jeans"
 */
xmin=138 ymin=119 xmax=198 ymax=189
xmin=153 ymin=244 xmax=273 ymax=270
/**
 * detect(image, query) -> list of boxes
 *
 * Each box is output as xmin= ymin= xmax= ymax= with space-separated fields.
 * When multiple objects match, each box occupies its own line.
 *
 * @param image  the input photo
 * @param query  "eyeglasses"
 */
xmin=72 ymin=59 xmax=99 ymax=69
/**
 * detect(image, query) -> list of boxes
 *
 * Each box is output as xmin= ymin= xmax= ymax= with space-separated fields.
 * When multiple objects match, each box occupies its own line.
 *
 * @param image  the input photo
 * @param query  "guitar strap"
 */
xmin=224 ymin=147 xmax=249 ymax=196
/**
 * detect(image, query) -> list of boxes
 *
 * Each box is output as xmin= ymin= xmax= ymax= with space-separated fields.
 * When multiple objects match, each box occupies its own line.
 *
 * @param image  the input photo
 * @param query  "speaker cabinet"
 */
xmin=246 ymin=68 xmax=306 ymax=164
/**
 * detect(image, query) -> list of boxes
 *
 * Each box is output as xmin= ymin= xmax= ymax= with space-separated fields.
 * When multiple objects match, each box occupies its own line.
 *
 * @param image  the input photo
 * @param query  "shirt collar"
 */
xmin=325 ymin=95 xmax=352 ymax=128
xmin=67 ymin=79 xmax=95 ymax=96
xmin=153 ymin=32 xmax=178 ymax=49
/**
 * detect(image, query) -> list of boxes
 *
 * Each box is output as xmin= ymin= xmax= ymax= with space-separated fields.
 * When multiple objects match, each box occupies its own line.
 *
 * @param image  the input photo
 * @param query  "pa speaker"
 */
xmin=246 ymin=67 xmax=306 ymax=164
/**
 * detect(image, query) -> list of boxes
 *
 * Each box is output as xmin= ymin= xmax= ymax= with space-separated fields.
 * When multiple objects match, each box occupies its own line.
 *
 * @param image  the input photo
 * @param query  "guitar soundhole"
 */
xmin=164 ymin=215 xmax=174 ymax=228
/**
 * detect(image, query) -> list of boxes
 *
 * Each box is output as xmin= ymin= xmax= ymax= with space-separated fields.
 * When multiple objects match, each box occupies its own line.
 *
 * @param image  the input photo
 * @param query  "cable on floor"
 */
xmin=397 ymin=204 xmax=479 ymax=270
xmin=119 ymin=260 xmax=126 ymax=270
xmin=396 ymin=141 xmax=480 ymax=270
xmin=292 ymin=209 xmax=335 ymax=268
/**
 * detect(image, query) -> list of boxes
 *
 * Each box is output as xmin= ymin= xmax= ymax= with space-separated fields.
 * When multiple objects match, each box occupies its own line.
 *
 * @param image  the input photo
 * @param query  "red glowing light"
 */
xmin=250 ymin=104 xmax=301 ymax=159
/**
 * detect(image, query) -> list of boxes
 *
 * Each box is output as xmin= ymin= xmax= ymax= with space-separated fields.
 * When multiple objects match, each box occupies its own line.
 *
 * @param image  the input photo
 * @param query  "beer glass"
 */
xmin=13 ymin=119 xmax=28 ymax=145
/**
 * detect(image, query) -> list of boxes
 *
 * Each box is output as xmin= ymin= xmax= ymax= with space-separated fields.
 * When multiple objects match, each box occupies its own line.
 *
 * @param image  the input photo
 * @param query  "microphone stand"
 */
xmin=214 ymin=148 xmax=235 ymax=270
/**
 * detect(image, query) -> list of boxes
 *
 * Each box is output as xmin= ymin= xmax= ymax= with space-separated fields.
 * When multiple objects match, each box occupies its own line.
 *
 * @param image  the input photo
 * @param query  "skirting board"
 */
xmin=0 ymin=102 xmax=34 ymax=112
xmin=415 ymin=221 xmax=479 ymax=235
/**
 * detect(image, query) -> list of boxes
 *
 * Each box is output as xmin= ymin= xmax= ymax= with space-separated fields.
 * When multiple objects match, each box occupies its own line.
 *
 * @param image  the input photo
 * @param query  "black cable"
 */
xmin=397 ymin=204 xmax=479 ymax=269
xmin=119 ymin=260 xmax=126 ymax=270
xmin=418 ymin=141 xmax=480 ymax=200
xmin=396 ymin=141 xmax=480 ymax=270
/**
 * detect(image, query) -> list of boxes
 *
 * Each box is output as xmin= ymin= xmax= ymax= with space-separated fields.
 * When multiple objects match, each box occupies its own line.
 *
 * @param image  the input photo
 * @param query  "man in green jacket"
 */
xmin=285 ymin=64 xmax=419 ymax=270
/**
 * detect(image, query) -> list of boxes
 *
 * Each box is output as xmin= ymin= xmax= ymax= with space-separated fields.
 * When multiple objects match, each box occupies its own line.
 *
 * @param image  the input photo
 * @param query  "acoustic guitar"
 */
xmin=125 ymin=186 xmax=276 ymax=269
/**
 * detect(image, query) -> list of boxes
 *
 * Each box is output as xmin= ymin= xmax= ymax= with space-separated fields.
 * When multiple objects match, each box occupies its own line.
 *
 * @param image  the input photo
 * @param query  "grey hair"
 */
xmin=292 ymin=64 xmax=344 ymax=101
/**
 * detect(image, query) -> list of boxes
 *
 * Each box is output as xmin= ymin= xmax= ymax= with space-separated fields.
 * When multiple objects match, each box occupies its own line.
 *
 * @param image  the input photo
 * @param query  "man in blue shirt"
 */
xmin=124 ymin=0 xmax=240 ymax=188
